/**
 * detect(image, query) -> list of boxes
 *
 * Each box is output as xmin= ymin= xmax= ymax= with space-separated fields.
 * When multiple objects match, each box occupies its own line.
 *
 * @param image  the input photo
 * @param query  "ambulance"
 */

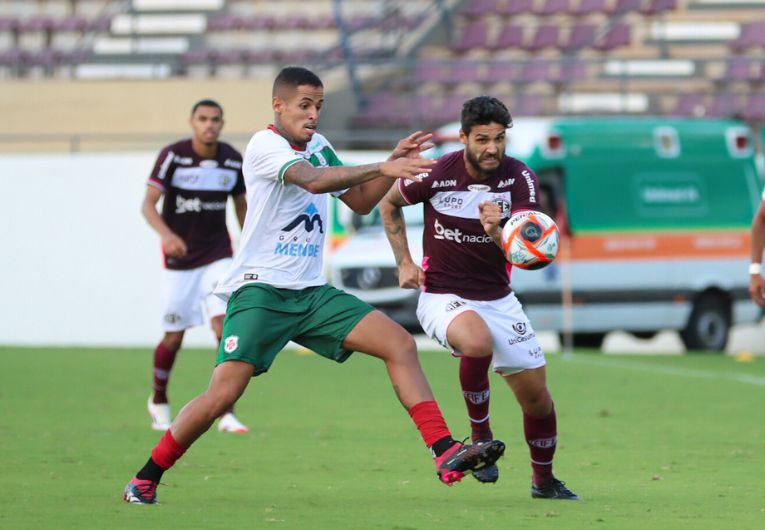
xmin=328 ymin=117 xmax=763 ymax=351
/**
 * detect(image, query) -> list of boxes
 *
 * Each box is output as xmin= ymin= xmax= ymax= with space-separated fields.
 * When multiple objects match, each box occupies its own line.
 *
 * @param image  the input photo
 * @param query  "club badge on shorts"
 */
xmin=224 ymin=335 xmax=239 ymax=353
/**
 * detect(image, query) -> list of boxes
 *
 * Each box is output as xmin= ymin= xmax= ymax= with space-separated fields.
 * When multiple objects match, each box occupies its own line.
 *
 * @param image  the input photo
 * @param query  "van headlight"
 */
xmin=340 ymin=266 xmax=399 ymax=290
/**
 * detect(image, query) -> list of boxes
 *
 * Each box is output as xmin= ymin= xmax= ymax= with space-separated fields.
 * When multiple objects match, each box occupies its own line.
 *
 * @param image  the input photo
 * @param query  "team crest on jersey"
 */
xmin=224 ymin=335 xmax=239 ymax=353
xmin=498 ymin=178 xmax=515 ymax=188
xmin=492 ymin=198 xmax=511 ymax=213
xmin=512 ymin=322 xmax=527 ymax=335
xmin=219 ymin=174 xmax=231 ymax=187
xmin=468 ymin=184 xmax=491 ymax=192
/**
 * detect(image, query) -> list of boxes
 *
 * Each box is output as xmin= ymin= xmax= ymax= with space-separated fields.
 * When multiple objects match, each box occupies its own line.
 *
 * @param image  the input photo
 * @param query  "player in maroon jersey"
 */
xmin=141 ymin=99 xmax=249 ymax=433
xmin=379 ymin=96 xmax=579 ymax=500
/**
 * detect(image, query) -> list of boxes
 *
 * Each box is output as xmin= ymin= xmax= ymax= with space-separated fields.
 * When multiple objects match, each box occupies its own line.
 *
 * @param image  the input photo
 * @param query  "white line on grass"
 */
xmin=562 ymin=355 xmax=765 ymax=386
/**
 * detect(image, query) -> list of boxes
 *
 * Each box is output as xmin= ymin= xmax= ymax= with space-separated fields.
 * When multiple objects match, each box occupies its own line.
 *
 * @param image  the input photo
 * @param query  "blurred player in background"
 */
xmin=749 ymin=189 xmax=765 ymax=305
xmin=123 ymin=66 xmax=505 ymax=504
xmin=379 ymin=96 xmax=579 ymax=500
xmin=141 ymin=99 xmax=249 ymax=434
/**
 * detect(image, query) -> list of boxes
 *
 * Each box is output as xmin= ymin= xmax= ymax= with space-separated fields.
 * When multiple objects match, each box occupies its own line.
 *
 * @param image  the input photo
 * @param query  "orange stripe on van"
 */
xmin=566 ymin=231 xmax=751 ymax=261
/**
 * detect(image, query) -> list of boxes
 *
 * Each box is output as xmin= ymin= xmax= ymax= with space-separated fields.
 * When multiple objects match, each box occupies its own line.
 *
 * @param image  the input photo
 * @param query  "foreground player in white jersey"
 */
xmin=379 ymin=96 xmax=579 ymax=500
xmin=123 ymin=67 xmax=505 ymax=504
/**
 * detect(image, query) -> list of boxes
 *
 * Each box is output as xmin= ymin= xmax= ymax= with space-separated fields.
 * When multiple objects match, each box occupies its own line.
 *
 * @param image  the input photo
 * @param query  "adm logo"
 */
xmin=282 ymin=203 xmax=324 ymax=233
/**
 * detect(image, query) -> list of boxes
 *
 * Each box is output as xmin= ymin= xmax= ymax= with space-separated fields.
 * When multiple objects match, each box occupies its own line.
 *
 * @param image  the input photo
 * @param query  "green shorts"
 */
xmin=216 ymin=283 xmax=375 ymax=376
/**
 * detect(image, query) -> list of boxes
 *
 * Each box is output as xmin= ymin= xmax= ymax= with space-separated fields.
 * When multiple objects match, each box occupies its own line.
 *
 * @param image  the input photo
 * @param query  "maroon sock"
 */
xmin=152 ymin=342 xmax=178 ymax=403
xmin=150 ymin=430 xmax=187 ymax=470
xmin=459 ymin=355 xmax=493 ymax=442
xmin=408 ymin=401 xmax=453 ymax=449
xmin=524 ymin=405 xmax=557 ymax=486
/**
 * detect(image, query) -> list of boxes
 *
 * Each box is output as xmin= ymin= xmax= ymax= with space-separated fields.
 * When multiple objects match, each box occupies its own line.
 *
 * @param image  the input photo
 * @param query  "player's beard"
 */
xmin=465 ymin=149 xmax=501 ymax=180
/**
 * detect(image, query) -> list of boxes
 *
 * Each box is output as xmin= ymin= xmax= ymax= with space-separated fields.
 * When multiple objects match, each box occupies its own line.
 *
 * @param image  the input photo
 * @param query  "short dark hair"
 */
xmin=191 ymin=99 xmax=223 ymax=116
xmin=460 ymin=96 xmax=512 ymax=136
xmin=272 ymin=66 xmax=323 ymax=96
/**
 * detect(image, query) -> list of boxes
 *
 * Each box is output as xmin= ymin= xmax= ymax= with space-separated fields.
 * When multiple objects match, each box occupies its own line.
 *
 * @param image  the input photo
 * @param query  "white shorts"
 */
xmin=160 ymin=258 xmax=232 ymax=332
xmin=416 ymin=290 xmax=546 ymax=375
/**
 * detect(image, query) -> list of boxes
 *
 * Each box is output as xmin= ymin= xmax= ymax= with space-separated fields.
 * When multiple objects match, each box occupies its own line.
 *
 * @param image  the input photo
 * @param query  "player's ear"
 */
xmin=272 ymin=96 xmax=282 ymax=113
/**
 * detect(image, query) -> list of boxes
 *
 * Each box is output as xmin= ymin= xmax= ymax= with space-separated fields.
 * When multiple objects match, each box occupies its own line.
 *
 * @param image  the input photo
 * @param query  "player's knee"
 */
xmin=457 ymin=332 xmax=493 ymax=358
xmin=162 ymin=333 xmax=184 ymax=351
xmin=520 ymin=388 xmax=553 ymax=416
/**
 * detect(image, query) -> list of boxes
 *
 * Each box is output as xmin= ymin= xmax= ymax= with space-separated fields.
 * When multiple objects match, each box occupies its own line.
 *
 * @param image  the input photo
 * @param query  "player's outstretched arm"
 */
xmin=285 ymin=156 xmax=434 ymax=213
xmin=380 ymin=186 xmax=424 ymax=289
xmin=141 ymin=185 xmax=187 ymax=258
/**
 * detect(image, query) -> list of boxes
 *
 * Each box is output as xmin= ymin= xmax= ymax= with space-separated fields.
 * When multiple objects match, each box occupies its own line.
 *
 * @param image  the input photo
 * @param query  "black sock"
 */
xmin=135 ymin=457 xmax=165 ymax=483
xmin=431 ymin=436 xmax=457 ymax=457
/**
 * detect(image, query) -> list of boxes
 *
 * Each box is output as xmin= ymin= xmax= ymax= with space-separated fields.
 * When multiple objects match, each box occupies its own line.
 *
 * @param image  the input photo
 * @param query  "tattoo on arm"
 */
xmin=383 ymin=206 xmax=412 ymax=266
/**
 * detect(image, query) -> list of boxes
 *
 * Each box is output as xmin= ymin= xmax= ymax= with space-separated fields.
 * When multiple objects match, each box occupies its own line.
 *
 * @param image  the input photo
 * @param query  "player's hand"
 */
xmin=479 ymin=201 xmax=502 ymax=242
xmin=749 ymin=274 xmax=765 ymax=307
xmin=380 ymin=156 xmax=435 ymax=182
xmin=162 ymin=232 xmax=188 ymax=258
xmin=398 ymin=260 xmax=425 ymax=289
xmin=389 ymin=131 xmax=434 ymax=160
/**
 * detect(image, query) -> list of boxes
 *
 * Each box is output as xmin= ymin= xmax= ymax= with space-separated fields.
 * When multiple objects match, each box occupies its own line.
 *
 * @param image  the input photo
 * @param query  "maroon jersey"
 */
xmin=398 ymin=150 xmax=539 ymax=300
xmin=148 ymin=139 xmax=245 ymax=270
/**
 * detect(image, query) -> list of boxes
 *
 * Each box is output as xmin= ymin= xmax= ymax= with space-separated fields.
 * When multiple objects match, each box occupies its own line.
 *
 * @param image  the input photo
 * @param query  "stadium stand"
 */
xmin=0 ymin=0 xmax=764 ymax=141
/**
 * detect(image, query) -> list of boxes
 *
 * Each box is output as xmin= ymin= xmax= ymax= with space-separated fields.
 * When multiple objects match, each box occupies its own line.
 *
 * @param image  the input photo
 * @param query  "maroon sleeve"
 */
xmin=510 ymin=161 xmax=541 ymax=213
xmin=147 ymin=145 xmax=176 ymax=192
xmin=232 ymin=155 xmax=246 ymax=197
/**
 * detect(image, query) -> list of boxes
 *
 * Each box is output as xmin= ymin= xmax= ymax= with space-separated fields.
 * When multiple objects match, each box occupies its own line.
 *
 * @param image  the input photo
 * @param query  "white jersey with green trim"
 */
xmin=214 ymin=127 xmax=344 ymax=299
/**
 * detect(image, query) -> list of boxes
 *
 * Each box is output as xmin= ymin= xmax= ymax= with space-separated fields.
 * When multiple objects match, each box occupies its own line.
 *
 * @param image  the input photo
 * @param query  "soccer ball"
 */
xmin=501 ymin=210 xmax=559 ymax=270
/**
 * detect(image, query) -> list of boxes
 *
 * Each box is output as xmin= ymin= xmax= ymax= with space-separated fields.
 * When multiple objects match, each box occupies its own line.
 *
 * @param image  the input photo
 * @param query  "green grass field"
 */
xmin=1 ymin=346 xmax=763 ymax=529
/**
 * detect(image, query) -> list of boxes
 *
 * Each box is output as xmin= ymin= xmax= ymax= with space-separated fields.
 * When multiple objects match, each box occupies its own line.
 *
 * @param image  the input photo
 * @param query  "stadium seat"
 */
xmin=720 ymin=57 xmax=754 ymax=82
xmin=459 ymin=0 xmax=499 ymax=17
xmin=489 ymin=23 xmax=524 ymax=50
xmin=560 ymin=23 xmax=596 ymax=52
xmin=496 ymin=0 xmax=534 ymax=17
xmin=240 ymin=15 xmax=276 ymax=31
xmin=519 ymin=58 xmax=551 ymax=83
xmin=592 ymin=23 xmax=631 ymax=51
xmin=446 ymin=59 xmax=481 ymax=85
xmin=639 ymin=0 xmax=678 ymax=16
xmin=483 ymin=59 xmax=518 ymax=84
xmin=671 ymin=93 xmax=706 ymax=116
xmin=523 ymin=25 xmax=560 ymax=52
xmin=707 ymin=92 xmax=739 ymax=117
xmin=451 ymin=20 xmax=489 ymax=53
xmin=570 ymin=0 xmax=607 ymax=16
xmin=554 ymin=58 xmax=588 ymax=84
xmin=608 ymin=0 xmax=643 ymax=14
xmin=512 ymin=93 xmax=544 ymax=116
xmin=54 ymin=15 xmax=89 ymax=33
xmin=534 ymin=0 xmax=570 ymax=17
xmin=206 ymin=14 xmax=239 ymax=32
xmin=415 ymin=59 xmax=448 ymax=84
xmin=87 ymin=16 xmax=112 ymax=33
xmin=18 ymin=15 xmax=55 ymax=34
xmin=742 ymin=93 xmax=765 ymax=121
xmin=730 ymin=22 xmax=765 ymax=51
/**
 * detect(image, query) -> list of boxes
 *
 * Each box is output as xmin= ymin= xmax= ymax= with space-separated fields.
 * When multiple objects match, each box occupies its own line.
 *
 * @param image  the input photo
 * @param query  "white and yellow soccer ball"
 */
xmin=501 ymin=210 xmax=559 ymax=270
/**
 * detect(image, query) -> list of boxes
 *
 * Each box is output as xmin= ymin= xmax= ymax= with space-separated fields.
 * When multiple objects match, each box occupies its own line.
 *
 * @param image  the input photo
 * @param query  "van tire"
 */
xmin=559 ymin=332 xmax=606 ymax=349
xmin=680 ymin=294 xmax=730 ymax=352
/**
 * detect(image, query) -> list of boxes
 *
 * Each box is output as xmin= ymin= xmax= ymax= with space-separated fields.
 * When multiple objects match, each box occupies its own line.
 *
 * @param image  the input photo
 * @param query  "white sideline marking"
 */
xmin=564 ymin=356 xmax=765 ymax=386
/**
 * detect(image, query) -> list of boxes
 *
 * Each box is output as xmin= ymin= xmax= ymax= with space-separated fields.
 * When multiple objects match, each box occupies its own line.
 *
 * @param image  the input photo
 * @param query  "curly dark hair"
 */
xmin=460 ymin=96 xmax=513 ymax=135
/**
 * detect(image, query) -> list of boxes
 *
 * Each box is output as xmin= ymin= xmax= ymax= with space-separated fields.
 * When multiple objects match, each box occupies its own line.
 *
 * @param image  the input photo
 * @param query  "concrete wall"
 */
xmin=0 ymin=149 xmax=389 ymax=348
xmin=0 ymin=79 xmax=274 ymax=152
